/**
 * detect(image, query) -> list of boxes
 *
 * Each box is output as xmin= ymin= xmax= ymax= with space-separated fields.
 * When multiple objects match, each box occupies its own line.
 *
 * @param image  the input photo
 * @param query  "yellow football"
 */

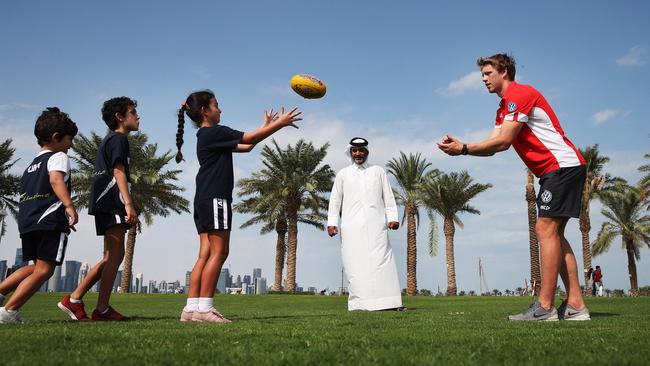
xmin=290 ymin=74 xmax=326 ymax=99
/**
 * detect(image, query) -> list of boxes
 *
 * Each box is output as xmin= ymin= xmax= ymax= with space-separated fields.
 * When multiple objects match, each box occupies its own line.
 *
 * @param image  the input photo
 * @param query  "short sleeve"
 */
xmin=106 ymin=134 xmax=130 ymax=168
xmin=201 ymin=125 xmax=244 ymax=151
xmin=503 ymin=89 xmax=536 ymax=123
xmin=47 ymin=152 xmax=71 ymax=177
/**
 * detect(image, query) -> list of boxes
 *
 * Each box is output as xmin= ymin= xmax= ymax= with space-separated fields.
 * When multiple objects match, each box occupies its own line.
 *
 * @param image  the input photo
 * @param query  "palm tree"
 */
xmin=639 ymin=153 xmax=650 ymax=203
xmin=421 ymin=171 xmax=491 ymax=296
xmin=592 ymin=184 xmax=650 ymax=296
xmin=386 ymin=152 xmax=439 ymax=296
xmin=72 ymin=132 xmax=190 ymax=293
xmin=0 ymin=139 xmax=20 ymax=244
xmin=525 ymin=169 xmax=541 ymax=295
xmin=578 ymin=145 xmax=621 ymax=295
xmin=256 ymin=139 xmax=334 ymax=292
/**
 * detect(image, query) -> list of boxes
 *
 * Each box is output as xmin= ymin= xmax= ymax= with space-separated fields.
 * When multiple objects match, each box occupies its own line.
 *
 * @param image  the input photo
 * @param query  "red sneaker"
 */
xmin=57 ymin=295 xmax=90 ymax=321
xmin=91 ymin=306 xmax=130 ymax=321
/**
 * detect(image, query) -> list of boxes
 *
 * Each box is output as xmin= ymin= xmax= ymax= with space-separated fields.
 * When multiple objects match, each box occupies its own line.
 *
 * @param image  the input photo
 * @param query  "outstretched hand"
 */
xmin=263 ymin=109 xmax=278 ymax=127
xmin=437 ymin=134 xmax=463 ymax=156
xmin=275 ymin=107 xmax=302 ymax=129
xmin=388 ymin=221 xmax=399 ymax=230
xmin=327 ymin=226 xmax=338 ymax=237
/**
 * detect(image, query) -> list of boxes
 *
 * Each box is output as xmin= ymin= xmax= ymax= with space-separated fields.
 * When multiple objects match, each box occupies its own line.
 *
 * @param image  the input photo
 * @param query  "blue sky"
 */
xmin=1 ymin=1 xmax=649 ymax=293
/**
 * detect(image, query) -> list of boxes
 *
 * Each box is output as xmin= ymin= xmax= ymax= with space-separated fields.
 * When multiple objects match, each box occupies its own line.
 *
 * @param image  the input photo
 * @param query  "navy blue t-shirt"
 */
xmin=18 ymin=151 xmax=71 ymax=234
xmin=88 ymin=131 xmax=131 ymax=215
xmin=194 ymin=125 xmax=244 ymax=202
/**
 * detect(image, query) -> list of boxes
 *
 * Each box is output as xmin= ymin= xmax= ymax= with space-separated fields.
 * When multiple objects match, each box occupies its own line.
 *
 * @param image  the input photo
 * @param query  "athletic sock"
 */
xmin=198 ymin=297 xmax=213 ymax=312
xmin=70 ymin=297 xmax=82 ymax=304
xmin=185 ymin=298 xmax=199 ymax=311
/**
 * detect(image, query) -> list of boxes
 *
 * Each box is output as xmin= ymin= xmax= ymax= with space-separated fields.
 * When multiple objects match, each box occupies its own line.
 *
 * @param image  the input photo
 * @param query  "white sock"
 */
xmin=198 ymin=297 xmax=213 ymax=312
xmin=185 ymin=298 xmax=199 ymax=311
xmin=70 ymin=297 xmax=82 ymax=303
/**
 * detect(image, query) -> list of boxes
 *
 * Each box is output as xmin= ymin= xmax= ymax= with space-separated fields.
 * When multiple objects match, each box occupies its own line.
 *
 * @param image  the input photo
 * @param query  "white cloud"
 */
xmin=437 ymin=71 xmax=483 ymax=96
xmin=592 ymin=109 xmax=620 ymax=125
xmin=616 ymin=46 xmax=648 ymax=66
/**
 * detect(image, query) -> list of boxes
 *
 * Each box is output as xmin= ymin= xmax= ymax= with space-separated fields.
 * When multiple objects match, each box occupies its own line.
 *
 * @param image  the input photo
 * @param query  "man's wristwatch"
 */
xmin=461 ymin=144 xmax=468 ymax=155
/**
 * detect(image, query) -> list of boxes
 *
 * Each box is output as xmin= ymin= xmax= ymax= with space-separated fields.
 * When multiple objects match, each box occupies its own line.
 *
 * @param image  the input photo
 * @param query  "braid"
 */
xmin=175 ymin=105 xmax=186 ymax=163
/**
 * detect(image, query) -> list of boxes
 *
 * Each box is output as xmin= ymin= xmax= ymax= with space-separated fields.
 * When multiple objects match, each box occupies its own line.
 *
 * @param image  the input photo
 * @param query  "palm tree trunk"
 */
xmin=120 ymin=226 xmax=137 ymax=293
xmin=406 ymin=204 xmax=417 ymax=296
xmin=526 ymin=170 xmax=541 ymax=295
xmin=273 ymin=219 xmax=287 ymax=291
xmin=625 ymin=238 xmax=639 ymax=296
xmin=444 ymin=217 xmax=457 ymax=296
xmin=285 ymin=201 xmax=299 ymax=292
xmin=579 ymin=173 xmax=593 ymax=296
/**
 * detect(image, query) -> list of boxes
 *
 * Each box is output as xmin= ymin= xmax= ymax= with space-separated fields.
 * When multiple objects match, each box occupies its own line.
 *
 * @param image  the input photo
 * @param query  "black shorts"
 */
xmin=537 ymin=165 xmax=586 ymax=218
xmin=21 ymin=230 xmax=68 ymax=265
xmin=194 ymin=198 xmax=232 ymax=234
xmin=94 ymin=213 xmax=129 ymax=236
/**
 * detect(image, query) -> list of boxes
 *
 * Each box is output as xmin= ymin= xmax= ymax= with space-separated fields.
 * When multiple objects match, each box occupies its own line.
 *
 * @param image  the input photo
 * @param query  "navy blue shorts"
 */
xmin=94 ymin=213 xmax=130 ymax=236
xmin=21 ymin=230 xmax=68 ymax=265
xmin=193 ymin=198 xmax=232 ymax=234
xmin=537 ymin=165 xmax=586 ymax=218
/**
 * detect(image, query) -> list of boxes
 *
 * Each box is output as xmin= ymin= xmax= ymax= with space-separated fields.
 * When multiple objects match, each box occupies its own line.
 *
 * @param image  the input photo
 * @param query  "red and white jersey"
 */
xmin=495 ymin=82 xmax=585 ymax=177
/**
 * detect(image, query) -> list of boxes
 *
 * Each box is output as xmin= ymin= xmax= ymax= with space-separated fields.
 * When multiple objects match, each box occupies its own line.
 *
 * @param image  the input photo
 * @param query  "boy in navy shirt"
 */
xmin=0 ymin=107 xmax=78 ymax=324
xmin=58 ymin=97 xmax=139 ymax=321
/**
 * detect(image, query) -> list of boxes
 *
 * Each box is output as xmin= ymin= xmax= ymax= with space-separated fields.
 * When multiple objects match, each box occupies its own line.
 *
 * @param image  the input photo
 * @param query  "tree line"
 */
xmin=1 ymin=136 xmax=648 ymax=295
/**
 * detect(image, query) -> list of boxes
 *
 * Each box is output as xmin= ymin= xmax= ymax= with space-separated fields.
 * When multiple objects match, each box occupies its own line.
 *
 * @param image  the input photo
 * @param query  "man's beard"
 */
xmin=353 ymin=157 xmax=366 ymax=164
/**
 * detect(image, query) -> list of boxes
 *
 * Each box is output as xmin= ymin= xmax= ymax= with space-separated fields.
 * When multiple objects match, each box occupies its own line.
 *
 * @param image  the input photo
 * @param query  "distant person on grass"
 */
xmin=438 ymin=53 xmax=590 ymax=321
xmin=0 ymin=108 xmax=78 ymax=324
xmin=58 ymin=97 xmax=140 ymax=321
xmin=327 ymin=137 xmax=404 ymax=311
xmin=593 ymin=265 xmax=603 ymax=297
xmin=175 ymin=90 xmax=301 ymax=323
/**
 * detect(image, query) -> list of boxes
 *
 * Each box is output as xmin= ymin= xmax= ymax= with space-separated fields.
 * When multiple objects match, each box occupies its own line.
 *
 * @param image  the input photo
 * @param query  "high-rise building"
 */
xmin=217 ymin=268 xmax=229 ymax=294
xmin=78 ymin=263 xmax=91 ymax=286
xmin=243 ymin=275 xmax=251 ymax=286
xmin=135 ymin=273 xmax=144 ymax=294
xmin=64 ymin=261 xmax=82 ymax=292
xmin=307 ymin=287 xmax=317 ymax=293
xmin=158 ymin=280 xmax=168 ymax=294
xmin=14 ymin=248 xmax=28 ymax=270
xmin=255 ymin=277 xmax=267 ymax=295
xmin=148 ymin=280 xmax=157 ymax=294
xmin=48 ymin=265 xmax=62 ymax=292
xmin=253 ymin=268 xmax=262 ymax=280
xmin=0 ymin=260 xmax=7 ymax=281
xmin=114 ymin=270 xmax=122 ymax=293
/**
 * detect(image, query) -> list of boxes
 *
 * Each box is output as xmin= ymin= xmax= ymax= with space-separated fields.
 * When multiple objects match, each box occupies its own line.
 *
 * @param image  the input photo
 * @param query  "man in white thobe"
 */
xmin=327 ymin=137 xmax=403 ymax=311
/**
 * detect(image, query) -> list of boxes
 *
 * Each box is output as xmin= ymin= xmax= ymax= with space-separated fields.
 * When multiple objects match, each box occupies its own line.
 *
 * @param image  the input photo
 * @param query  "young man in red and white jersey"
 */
xmin=438 ymin=53 xmax=590 ymax=321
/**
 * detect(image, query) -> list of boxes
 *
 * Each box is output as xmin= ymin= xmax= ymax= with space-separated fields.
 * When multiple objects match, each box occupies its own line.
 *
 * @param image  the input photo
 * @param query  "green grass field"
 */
xmin=1 ymin=293 xmax=649 ymax=365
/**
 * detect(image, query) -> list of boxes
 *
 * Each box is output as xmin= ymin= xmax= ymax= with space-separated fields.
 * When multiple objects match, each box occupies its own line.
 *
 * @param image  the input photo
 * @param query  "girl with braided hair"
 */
xmin=176 ymin=90 xmax=301 ymax=323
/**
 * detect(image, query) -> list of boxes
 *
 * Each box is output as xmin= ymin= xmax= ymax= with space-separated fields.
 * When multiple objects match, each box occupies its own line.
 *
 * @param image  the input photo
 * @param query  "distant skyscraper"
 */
xmin=158 ymin=280 xmax=168 ymax=294
xmin=308 ymin=287 xmax=317 ymax=293
xmin=114 ymin=270 xmax=122 ymax=293
xmin=14 ymin=248 xmax=28 ymax=270
xmin=235 ymin=275 xmax=242 ymax=287
xmin=78 ymin=263 xmax=91 ymax=286
xmin=0 ymin=260 xmax=7 ymax=281
xmin=64 ymin=261 xmax=82 ymax=292
xmin=148 ymin=280 xmax=157 ymax=294
xmin=243 ymin=275 xmax=251 ymax=286
xmin=253 ymin=268 xmax=262 ymax=280
xmin=255 ymin=277 xmax=267 ymax=295
xmin=217 ymin=268 xmax=229 ymax=294
xmin=135 ymin=273 xmax=144 ymax=294
xmin=185 ymin=271 xmax=191 ymax=287
xmin=48 ymin=265 xmax=62 ymax=292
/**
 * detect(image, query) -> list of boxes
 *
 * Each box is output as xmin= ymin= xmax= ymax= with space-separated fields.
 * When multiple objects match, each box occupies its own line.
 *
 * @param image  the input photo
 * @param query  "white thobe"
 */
xmin=327 ymin=163 xmax=402 ymax=311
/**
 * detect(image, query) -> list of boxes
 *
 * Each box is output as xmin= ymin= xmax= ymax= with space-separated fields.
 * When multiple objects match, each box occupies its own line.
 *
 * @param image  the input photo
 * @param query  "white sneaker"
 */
xmin=0 ymin=307 xmax=24 ymax=324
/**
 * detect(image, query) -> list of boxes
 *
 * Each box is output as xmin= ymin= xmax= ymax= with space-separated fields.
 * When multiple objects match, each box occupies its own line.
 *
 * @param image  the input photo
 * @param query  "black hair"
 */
xmin=34 ymin=107 xmax=79 ymax=147
xmin=102 ymin=96 xmax=137 ymax=131
xmin=175 ymin=90 xmax=216 ymax=163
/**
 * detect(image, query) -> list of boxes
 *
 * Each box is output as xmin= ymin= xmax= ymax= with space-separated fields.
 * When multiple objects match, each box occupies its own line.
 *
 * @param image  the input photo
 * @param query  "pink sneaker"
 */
xmin=180 ymin=308 xmax=194 ymax=322
xmin=191 ymin=308 xmax=231 ymax=323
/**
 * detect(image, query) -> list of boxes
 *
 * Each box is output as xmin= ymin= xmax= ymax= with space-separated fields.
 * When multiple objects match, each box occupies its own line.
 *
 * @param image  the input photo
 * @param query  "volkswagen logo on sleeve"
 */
xmin=507 ymin=102 xmax=517 ymax=112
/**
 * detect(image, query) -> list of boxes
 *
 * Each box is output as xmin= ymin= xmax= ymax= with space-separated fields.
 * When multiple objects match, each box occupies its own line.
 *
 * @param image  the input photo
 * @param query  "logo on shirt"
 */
xmin=27 ymin=162 xmax=42 ymax=173
xmin=507 ymin=102 xmax=517 ymax=112
xmin=541 ymin=190 xmax=553 ymax=203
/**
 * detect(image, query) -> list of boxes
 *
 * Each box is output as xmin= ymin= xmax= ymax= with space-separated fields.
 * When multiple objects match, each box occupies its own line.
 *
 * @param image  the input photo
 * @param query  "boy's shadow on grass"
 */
xmin=589 ymin=312 xmax=620 ymax=318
